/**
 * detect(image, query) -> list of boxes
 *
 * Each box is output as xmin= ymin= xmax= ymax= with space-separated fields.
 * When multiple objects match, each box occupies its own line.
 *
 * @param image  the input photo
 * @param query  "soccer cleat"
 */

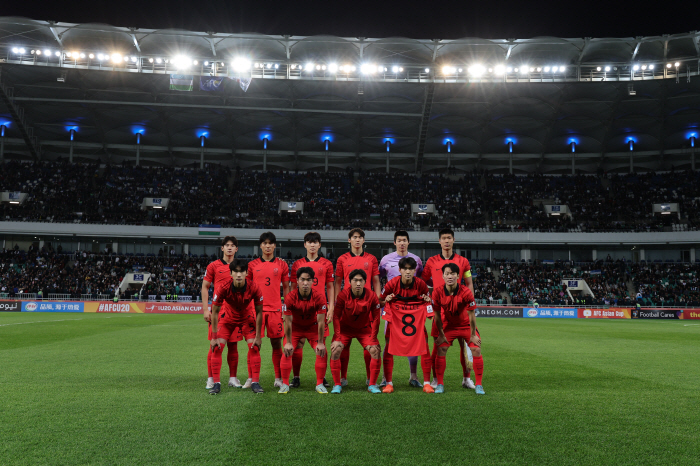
xmin=475 ymin=385 xmax=486 ymax=395
xmin=316 ymin=384 xmax=328 ymax=394
xmin=323 ymin=377 xmax=331 ymax=388
xmin=273 ymin=378 xmax=283 ymax=388
xmin=409 ymin=379 xmax=422 ymax=388
xmin=241 ymin=378 xmax=253 ymax=389
xmin=366 ymin=378 xmax=370 ymax=386
xmin=340 ymin=378 xmax=348 ymax=387
xmin=228 ymin=377 xmax=242 ymax=388
xmin=435 ymin=384 xmax=445 ymax=394
xmin=208 ymin=382 xmax=221 ymax=395
xmin=430 ymin=378 xmax=438 ymax=389
xmin=331 ymin=385 xmax=342 ymax=394
xmin=290 ymin=377 xmax=301 ymax=388
xmin=463 ymin=378 xmax=476 ymax=389
xmin=277 ymin=384 xmax=290 ymax=394
xmin=205 ymin=378 xmax=215 ymax=390
xmin=251 ymin=382 xmax=264 ymax=394
xmin=382 ymin=384 xmax=394 ymax=394
xmin=367 ymin=385 xmax=382 ymax=394
xmin=423 ymin=384 xmax=435 ymax=394
xmin=378 ymin=378 xmax=387 ymax=388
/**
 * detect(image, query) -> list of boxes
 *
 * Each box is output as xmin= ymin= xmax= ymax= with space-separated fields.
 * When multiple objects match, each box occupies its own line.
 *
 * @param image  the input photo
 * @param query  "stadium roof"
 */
xmin=1 ymin=17 xmax=700 ymax=174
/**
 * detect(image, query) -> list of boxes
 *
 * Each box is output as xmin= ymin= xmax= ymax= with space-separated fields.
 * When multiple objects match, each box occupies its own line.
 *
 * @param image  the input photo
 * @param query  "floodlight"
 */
xmin=641 ymin=64 xmax=647 ymax=70
xmin=675 ymin=62 xmax=680 ymax=67
xmin=488 ymin=68 xmax=493 ymax=73
xmin=322 ymin=65 xmax=327 ymax=70
xmin=425 ymin=68 xmax=430 ymax=73
xmin=536 ymin=67 xmax=542 ymax=72
xmin=66 ymin=52 xmax=72 ymax=58
xmin=361 ymin=63 xmax=376 ymax=74
xmin=442 ymin=65 xmax=453 ymax=75
xmin=457 ymin=68 xmax=462 ymax=72
xmin=305 ymin=62 xmax=314 ymax=71
xmin=392 ymin=65 xmax=399 ymax=73
xmin=649 ymin=64 xmax=655 ymax=70
xmin=596 ymin=66 xmax=601 ymax=71
xmin=274 ymin=64 xmax=279 ymax=69
xmin=544 ymin=66 xmax=550 ymax=72
xmin=514 ymin=67 xmax=519 ymax=73
xmin=495 ymin=65 xmax=505 ymax=75
xmin=267 ymin=63 xmax=272 ymax=69
xmin=19 ymin=48 xmax=25 ymax=54
xmin=520 ymin=67 xmax=527 ymax=74
xmin=351 ymin=66 xmax=356 ymax=71
xmin=55 ymin=51 xmax=60 ymax=57
xmin=468 ymin=64 xmax=485 ymax=76
xmin=633 ymin=64 xmax=639 ymax=71
xmin=11 ymin=47 xmax=18 ymax=53
xmin=204 ymin=61 xmax=209 ymax=66
xmin=232 ymin=57 xmax=251 ymax=71
xmin=604 ymin=66 xmax=610 ymax=72
xmin=290 ymin=64 xmax=296 ymax=70
xmin=97 ymin=53 xmax=104 ymax=60
xmin=35 ymin=50 xmax=41 ymax=55
xmin=112 ymin=53 xmax=122 ymax=63
xmin=193 ymin=60 xmax=198 ymax=65
xmin=506 ymin=66 xmax=513 ymax=72
xmin=79 ymin=53 xmax=85 ymax=58
xmin=315 ymin=64 xmax=321 ymax=70
xmin=666 ymin=63 xmax=672 ymax=68
xmin=44 ymin=49 xmax=51 ymax=56
xmin=89 ymin=53 xmax=94 ymax=59
xmin=72 ymin=51 xmax=79 ymax=57
xmin=149 ymin=58 xmax=154 ymax=63
xmin=529 ymin=67 xmax=535 ymax=72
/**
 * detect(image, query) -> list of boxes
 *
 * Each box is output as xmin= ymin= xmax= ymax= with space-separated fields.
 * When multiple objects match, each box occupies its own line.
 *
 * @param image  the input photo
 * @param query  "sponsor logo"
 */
xmin=684 ymin=310 xmax=700 ymax=319
xmin=142 ymin=303 xmax=203 ymax=314
xmin=578 ymin=308 xmax=630 ymax=319
xmin=133 ymin=274 xmax=144 ymax=281
xmin=0 ymin=301 xmax=21 ymax=312
xmin=524 ymin=308 xmax=577 ymax=318
xmin=632 ymin=310 xmax=639 ymax=318
xmin=475 ymin=307 xmax=523 ymax=317
xmin=25 ymin=302 xmax=38 ymax=311
xmin=96 ymin=303 xmax=132 ymax=313
xmin=527 ymin=309 xmax=538 ymax=317
xmin=583 ymin=309 xmax=592 ymax=317
xmin=22 ymin=302 xmax=83 ymax=312
xmin=637 ymin=309 xmax=680 ymax=319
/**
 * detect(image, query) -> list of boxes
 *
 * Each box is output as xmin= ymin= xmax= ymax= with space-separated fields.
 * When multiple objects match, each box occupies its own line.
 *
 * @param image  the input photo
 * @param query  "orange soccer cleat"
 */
xmin=382 ymin=384 xmax=394 ymax=394
xmin=423 ymin=384 xmax=435 ymax=394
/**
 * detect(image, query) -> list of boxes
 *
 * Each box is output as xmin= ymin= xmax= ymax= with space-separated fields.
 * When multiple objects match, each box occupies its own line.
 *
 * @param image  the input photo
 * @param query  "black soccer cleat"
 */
xmin=323 ymin=377 xmax=331 ymax=388
xmin=208 ymin=382 xmax=221 ymax=395
xmin=251 ymin=382 xmax=264 ymax=394
xmin=290 ymin=376 xmax=301 ymax=388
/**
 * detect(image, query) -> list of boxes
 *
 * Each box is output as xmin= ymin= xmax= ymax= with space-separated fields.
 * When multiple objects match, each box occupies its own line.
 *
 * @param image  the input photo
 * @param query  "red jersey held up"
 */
xmin=431 ymin=284 xmax=477 ymax=330
xmin=422 ymin=253 xmax=471 ymax=289
xmin=380 ymin=276 xmax=430 ymax=323
xmin=334 ymin=288 xmax=380 ymax=335
xmin=290 ymin=256 xmax=334 ymax=301
xmin=386 ymin=297 xmax=431 ymax=357
xmin=283 ymin=290 xmax=327 ymax=332
xmin=335 ymin=251 xmax=379 ymax=292
xmin=212 ymin=280 xmax=264 ymax=325
xmin=247 ymin=257 xmax=289 ymax=313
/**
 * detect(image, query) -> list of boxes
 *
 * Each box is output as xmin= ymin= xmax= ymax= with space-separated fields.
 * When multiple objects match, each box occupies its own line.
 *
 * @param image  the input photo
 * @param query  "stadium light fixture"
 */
xmin=605 ymin=66 xmax=611 ymax=72
xmin=506 ymin=66 xmax=513 ymax=73
xmin=1 ymin=124 xmax=6 ymax=137
xmin=325 ymin=139 xmax=330 ymax=151
xmin=536 ymin=67 xmax=542 ymax=72
xmin=468 ymin=64 xmax=485 ymax=77
xmin=424 ymin=68 xmax=430 ymax=73
xmin=570 ymin=141 xmax=576 ymax=153
xmin=520 ymin=67 xmax=528 ymax=74
xmin=11 ymin=47 xmax=18 ymax=53
xmin=362 ymin=63 xmax=378 ymax=74
xmin=35 ymin=50 xmax=41 ymax=55
xmin=640 ymin=64 xmax=647 ymax=70
xmin=495 ymin=65 xmax=505 ymax=75
xmin=55 ymin=51 xmax=60 ymax=57
xmin=88 ymin=53 xmax=94 ymax=59
xmin=44 ymin=49 xmax=51 ymax=56
xmin=112 ymin=53 xmax=122 ymax=63
xmin=633 ymin=64 xmax=640 ymax=71
xmin=649 ymin=64 xmax=655 ymax=70
xmin=675 ymin=62 xmax=680 ymax=68
xmin=305 ymin=62 xmax=314 ymax=72
xmin=19 ymin=48 xmax=26 ymax=54
xmin=232 ymin=57 xmax=251 ymax=72
xmin=386 ymin=140 xmax=391 ymax=152
xmin=666 ymin=63 xmax=672 ymax=68
xmin=263 ymin=137 xmax=268 ymax=150
xmin=544 ymin=66 xmax=550 ymax=72
xmin=445 ymin=140 xmax=452 ymax=153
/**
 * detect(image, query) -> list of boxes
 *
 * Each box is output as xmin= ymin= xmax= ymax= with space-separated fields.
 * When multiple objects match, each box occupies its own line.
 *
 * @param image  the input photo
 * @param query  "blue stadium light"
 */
xmin=443 ymin=139 xmax=453 ymax=153
xmin=0 ymin=124 xmax=5 ymax=137
xmin=567 ymin=137 xmax=579 ymax=152
xmin=626 ymin=137 xmax=636 ymax=151
xmin=70 ymin=129 xmax=75 ymax=141
xmin=200 ymin=135 xmax=206 ymax=147
xmin=136 ymin=133 xmax=141 ymax=145
xmin=325 ymin=139 xmax=329 ymax=151
xmin=132 ymin=126 xmax=146 ymax=136
xmin=505 ymin=137 xmax=516 ymax=153
xmin=263 ymin=138 xmax=268 ymax=150
xmin=385 ymin=140 xmax=391 ymax=152
xmin=196 ymin=129 xmax=209 ymax=139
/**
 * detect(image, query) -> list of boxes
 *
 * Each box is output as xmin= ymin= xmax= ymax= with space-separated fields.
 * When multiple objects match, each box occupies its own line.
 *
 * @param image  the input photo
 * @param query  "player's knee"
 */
xmin=368 ymin=345 xmax=380 ymax=358
xmin=471 ymin=347 xmax=481 ymax=357
xmin=438 ymin=346 xmax=448 ymax=356
xmin=271 ymin=338 xmax=282 ymax=349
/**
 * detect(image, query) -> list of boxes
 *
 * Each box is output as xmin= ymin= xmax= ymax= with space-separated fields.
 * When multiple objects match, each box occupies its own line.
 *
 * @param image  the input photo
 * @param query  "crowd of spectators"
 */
xmin=630 ymin=262 xmax=700 ymax=306
xmin=3 ymin=161 xmax=700 ymax=232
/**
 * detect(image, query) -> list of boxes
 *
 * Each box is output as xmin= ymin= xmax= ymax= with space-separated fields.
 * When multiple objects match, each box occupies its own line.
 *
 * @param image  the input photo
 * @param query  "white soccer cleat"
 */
xmin=241 ymin=378 xmax=253 ymax=389
xmin=205 ymin=377 xmax=215 ymax=389
xmin=463 ymin=377 xmax=476 ymax=389
xmin=228 ymin=377 xmax=242 ymax=388
xmin=273 ymin=378 xmax=283 ymax=388
xmin=430 ymin=378 xmax=438 ymax=389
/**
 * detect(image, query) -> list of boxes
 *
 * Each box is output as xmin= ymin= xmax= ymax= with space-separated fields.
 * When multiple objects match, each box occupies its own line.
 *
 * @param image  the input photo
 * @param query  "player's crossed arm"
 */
xmin=282 ymin=313 xmax=294 ymax=356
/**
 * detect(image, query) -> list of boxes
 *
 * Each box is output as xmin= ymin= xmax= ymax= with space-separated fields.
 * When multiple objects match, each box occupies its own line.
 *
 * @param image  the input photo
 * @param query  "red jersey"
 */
xmin=422 ymin=253 xmax=472 ymax=289
xmin=335 ymin=251 xmax=379 ymax=292
xmin=334 ymin=288 xmax=381 ymax=334
xmin=204 ymin=258 xmax=234 ymax=288
xmin=283 ymin=290 xmax=327 ymax=332
xmin=290 ymin=256 xmax=334 ymax=301
xmin=212 ymin=280 xmax=264 ymax=325
xmin=247 ymin=257 xmax=289 ymax=313
xmin=380 ymin=276 xmax=430 ymax=323
xmin=431 ymin=284 xmax=477 ymax=330
xmin=386 ymin=297 xmax=430 ymax=357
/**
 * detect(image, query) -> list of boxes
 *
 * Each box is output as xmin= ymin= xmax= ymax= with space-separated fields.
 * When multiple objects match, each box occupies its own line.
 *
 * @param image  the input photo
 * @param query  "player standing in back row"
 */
xmin=289 ymin=231 xmax=335 ymax=388
xmin=378 ymin=230 xmax=424 ymax=388
xmin=333 ymin=228 xmax=381 ymax=387
xmin=202 ymin=236 xmax=245 ymax=389
xmin=421 ymin=228 xmax=476 ymax=389
xmin=248 ymin=232 xmax=290 ymax=389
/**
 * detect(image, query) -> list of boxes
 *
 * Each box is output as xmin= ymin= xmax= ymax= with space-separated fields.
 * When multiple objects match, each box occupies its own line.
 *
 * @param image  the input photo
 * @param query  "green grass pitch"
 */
xmin=0 ymin=313 xmax=698 ymax=465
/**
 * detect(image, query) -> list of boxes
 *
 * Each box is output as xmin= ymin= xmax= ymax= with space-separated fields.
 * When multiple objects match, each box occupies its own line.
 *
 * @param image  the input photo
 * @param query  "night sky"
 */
xmin=3 ymin=0 xmax=698 ymax=40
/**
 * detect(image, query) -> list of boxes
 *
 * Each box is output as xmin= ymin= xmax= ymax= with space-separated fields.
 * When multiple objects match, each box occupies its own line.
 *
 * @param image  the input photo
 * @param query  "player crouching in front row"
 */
xmin=209 ymin=260 xmax=264 ymax=394
xmin=330 ymin=269 xmax=382 ymax=394
xmin=279 ymin=267 xmax=328 ymax=394
xmin=432 ymin=263 xmax=485 ymax=395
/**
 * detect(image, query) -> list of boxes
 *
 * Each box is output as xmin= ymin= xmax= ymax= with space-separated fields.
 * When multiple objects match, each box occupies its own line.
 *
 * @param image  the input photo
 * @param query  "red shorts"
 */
xmin=438 ymin=327 xmax=481 ymax=348
xmin=209 ymin=323 xmax=243 ymax=342
xmin=286 ymin=328 xmax=322 ymax=350
xmin=333 ymin=329 xmax=379 ymax=349
xmin=216 ymin=317 xmax=256 ymax=343
xmin=262 ymin=311 xmax=284 ymax=339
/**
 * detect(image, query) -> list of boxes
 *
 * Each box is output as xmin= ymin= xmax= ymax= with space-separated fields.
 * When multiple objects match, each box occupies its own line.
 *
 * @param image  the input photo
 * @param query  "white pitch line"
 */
xmin=683 ymin=324 xmax=699 ymax=327
xmin=0 ymin=318 xmax=83 ymax=327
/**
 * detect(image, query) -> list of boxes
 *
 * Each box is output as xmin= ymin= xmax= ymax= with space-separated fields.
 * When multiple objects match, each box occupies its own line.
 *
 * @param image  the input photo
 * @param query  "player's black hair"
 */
xmin=398 ymin=257 xmax=417 ymax=270
xmin=441 ymin=263 xmax=460 ymax=274
xmin=221 ymin=235 xmax=238 ymax=247
xmin=348 ymin=269 xmax=367 ymax=281
xmin=438 ymin=228 xmax=455 ymax=238
xmin=394 ymin=230 xmax=410 ymax=242
xmin=348 ymin=228 xmax=365 ymax=239
xmin=259 ymin=231 xmax=277 ymax=245
xmin=229 ymin=259 xmax=249 ymax=273
xmin=304 ymin=231 xmax=322 ymax=243
xmin=296 ymin=266 xmax=315 ymax=280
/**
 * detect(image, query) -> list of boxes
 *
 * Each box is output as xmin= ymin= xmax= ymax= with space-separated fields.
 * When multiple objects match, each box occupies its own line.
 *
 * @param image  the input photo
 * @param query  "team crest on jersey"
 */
xmin=319 ymin=267 xmax=324 ymax=274
xmin=273 ymin=268 xmax=279 ymax=275
xmin=364 ymin=262 xmax=369 ymax=269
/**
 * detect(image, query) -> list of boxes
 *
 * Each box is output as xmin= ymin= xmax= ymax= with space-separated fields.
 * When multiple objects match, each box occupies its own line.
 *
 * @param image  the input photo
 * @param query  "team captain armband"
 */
xmin=464 ymin=270 xmax=472 ymax=278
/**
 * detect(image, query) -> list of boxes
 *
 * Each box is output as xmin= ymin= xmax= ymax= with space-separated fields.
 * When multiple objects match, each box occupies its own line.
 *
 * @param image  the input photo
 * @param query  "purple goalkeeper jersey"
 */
xmin=379 ymin=251 xmax=423 ymax=281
